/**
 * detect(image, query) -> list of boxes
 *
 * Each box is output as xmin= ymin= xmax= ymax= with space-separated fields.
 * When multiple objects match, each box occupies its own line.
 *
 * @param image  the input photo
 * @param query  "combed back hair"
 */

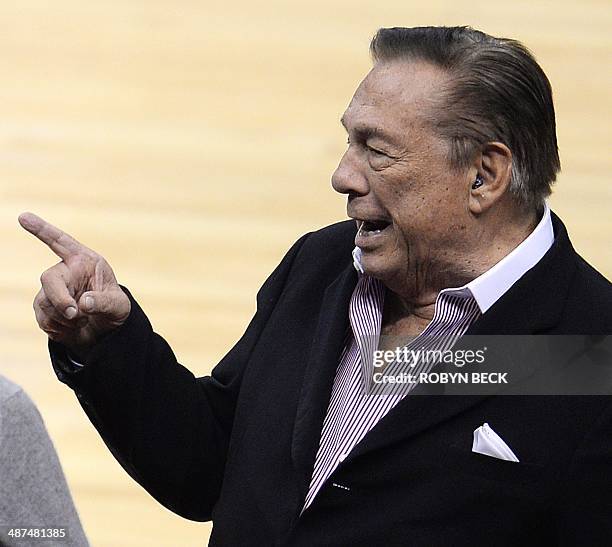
xmin=370 ymin=26 xmax=560 ymax=211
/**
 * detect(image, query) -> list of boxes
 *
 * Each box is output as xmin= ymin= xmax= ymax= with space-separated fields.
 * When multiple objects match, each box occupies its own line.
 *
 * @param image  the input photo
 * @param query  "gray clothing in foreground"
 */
xmin=0 ymin=375 xmax=88 ymax=546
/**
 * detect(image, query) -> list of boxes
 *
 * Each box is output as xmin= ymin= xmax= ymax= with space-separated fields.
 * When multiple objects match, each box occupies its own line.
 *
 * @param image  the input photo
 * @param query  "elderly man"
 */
xmin=19 ymin=26 xmax=612 ymax=546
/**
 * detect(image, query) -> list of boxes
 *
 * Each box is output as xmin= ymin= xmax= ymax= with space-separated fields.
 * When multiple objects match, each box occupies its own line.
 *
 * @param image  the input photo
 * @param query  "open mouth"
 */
xmin=358 ymin=219 xmax=392 ymax=236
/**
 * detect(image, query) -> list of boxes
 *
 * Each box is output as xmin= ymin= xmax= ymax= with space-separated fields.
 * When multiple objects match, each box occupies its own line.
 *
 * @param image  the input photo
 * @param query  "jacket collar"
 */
xmin=465 ymin=202 xmax=554 ymax=313
xmin=466 ymin=211 xmax=576 ymax=335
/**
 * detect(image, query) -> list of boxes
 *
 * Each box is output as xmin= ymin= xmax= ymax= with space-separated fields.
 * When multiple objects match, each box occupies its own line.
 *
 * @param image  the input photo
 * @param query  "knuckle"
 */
xmin=33 ymin=303 xmax=45 ymax=321
xmin=33 ymin=291 xmax=43 ymax=310
xmin=36 ymin=296 xmax=52 ymax=313
xmin=40 ymin=265 xmax=63 ymax=285
xmin=39 ymin=269 xmax=51 ymax=285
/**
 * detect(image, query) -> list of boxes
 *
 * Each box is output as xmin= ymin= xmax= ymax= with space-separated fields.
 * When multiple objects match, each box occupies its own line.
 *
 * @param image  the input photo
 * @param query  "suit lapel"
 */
xmin=291 ymin=263 xmax=357 ymax=496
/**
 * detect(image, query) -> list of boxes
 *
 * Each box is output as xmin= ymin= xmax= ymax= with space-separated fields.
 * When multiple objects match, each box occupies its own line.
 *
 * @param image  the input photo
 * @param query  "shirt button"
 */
xmin=338 ymin=453 xmax=348 ymax=463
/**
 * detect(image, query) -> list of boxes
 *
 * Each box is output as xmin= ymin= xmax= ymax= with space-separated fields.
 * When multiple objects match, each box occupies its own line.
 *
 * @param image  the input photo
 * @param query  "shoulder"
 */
xmin=572 ymin=254 xmax=612 ymax=297
xmin=269 ymin=220 xmax=356 ymax=279
xmin=287 ymin=220 xmax=356 ymax=277
xmin=254 ymin=220 xmax=356 ymax=305
xmin=263 ymin=220 xmax=356 ymax=303
xmin=564 ymin=254 xmax=612 ymax=332
xmin=296 ymin=220 xmax=357 ymax=257
xmin=0 ymin=375 xmax=44 ymax=434
xmin=0 ymin=375 xmax=23 ymax=404
xmin=542 ymin=213 xmax=612 ymax=333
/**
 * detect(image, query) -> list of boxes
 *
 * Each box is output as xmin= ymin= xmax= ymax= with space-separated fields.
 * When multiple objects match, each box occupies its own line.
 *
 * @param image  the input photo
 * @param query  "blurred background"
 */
xmin=0 ymin=0 xmax=610 ymax=545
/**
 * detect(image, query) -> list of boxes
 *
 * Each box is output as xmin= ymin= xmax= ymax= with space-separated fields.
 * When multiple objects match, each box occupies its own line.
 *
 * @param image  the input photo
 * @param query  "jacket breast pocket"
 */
xmin=443 ymin=445 xmax=547 ymax=485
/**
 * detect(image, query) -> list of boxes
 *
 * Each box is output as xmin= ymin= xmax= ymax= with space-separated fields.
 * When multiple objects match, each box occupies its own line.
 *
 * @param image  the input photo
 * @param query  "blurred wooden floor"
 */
xmin=0 ymin=1 xmax=610 ymax=545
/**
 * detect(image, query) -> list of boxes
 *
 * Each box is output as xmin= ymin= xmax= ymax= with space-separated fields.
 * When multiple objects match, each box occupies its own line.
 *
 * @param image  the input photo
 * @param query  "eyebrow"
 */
xmin=340 ymin=115 xmax=400 ymax=147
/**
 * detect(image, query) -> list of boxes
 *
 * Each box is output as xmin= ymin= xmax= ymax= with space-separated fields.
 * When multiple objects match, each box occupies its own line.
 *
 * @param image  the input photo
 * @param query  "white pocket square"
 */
xmin=472 ymin=423 xmax=519 ymax=462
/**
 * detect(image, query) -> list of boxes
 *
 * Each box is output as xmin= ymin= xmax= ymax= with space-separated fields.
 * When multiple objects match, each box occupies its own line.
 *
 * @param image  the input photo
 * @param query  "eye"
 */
xmin=366 ymin=144 xmax=387 ymax=157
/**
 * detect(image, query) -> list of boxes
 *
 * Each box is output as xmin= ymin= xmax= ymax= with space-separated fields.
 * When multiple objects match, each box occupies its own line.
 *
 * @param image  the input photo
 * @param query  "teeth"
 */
xmin=357 ymin=219 xmax=388 ymax=236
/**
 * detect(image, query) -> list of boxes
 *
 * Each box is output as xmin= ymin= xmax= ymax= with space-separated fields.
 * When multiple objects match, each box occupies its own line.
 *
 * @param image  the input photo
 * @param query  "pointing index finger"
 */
xmin=18 ymin=212 xmax=88 ymax=260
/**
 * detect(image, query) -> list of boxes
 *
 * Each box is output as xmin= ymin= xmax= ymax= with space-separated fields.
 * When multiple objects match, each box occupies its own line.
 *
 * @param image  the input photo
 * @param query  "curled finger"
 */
xmin=39 ymin=264 xmax=78 ymax=319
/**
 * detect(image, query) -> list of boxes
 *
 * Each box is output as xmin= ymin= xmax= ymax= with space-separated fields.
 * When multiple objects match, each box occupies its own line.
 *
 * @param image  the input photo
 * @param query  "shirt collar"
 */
xmin=464 ymin=202 xmax=554 ymax=312
xmin=352 ymin=202 xmax=554 ymax=314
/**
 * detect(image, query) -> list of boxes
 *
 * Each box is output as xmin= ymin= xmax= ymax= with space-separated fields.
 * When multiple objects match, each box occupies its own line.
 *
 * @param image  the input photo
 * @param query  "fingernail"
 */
xmin=18 ymin=214 xmax=33 ymax=229
xmin=85 ymin=296 xmax=94 ymax=311
xmin=65 ymin=306 xmax=77 ymax=319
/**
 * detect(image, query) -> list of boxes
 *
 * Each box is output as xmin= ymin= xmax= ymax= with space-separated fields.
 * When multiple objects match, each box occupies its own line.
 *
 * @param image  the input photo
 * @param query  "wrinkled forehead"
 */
xmin=343 ymin=60 xmax=450 ymax=130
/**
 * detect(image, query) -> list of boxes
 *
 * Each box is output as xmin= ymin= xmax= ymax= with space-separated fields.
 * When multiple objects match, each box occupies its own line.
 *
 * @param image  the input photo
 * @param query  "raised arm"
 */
xmin=19 ymin=212 xmax=309 ymax=520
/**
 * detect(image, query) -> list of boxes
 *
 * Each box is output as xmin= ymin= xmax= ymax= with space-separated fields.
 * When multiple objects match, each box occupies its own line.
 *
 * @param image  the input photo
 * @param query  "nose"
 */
xmin=331 ymin=146 xmax=369 ymax=196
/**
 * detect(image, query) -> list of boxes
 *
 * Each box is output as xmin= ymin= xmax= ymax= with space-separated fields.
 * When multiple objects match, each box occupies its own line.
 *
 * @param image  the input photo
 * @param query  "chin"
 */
xmin=359 ymin=252 xmax=401 ymax=283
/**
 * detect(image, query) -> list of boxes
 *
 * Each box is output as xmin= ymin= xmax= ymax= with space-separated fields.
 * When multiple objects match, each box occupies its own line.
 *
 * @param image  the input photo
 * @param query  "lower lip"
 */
xmin=355 ymin=224 xmax=392 ymax=248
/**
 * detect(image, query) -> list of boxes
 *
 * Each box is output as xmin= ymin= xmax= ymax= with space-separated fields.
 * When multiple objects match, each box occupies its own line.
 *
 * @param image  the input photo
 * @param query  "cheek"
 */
xmin=373 ymin=160 xmax=464 ymax=231
xmin=388 ymin=191 xmax=464 ymax=249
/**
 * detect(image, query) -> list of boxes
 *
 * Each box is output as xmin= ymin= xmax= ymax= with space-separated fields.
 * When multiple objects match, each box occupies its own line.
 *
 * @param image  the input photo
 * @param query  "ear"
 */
xmin=468 ymin=142 xmax=513 ymax=215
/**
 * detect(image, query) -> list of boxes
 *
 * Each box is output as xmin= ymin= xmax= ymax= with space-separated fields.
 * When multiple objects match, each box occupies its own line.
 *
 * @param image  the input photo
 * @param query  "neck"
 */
xmin=384 ymin=207 xmax=539 ymax=319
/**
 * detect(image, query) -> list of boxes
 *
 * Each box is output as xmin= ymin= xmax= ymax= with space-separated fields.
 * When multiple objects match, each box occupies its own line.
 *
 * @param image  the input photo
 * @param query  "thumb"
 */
xmin=78 ymin=289 xmax=131 ymax=323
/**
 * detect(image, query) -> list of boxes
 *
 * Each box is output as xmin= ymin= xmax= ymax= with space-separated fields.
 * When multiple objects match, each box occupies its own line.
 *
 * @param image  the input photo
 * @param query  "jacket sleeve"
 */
xmin=48 ymin=232 xmax=311 ymax=522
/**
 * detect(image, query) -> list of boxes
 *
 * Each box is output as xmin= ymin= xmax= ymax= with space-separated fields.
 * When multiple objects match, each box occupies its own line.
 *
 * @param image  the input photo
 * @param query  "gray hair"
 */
xmin=370 ymin=26 xmax=560 ymax=211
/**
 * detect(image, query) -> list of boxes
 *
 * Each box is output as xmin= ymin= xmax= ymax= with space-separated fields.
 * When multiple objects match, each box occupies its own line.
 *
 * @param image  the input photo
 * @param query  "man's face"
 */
xmin=332 ymin=60 xmax=475 ymax=296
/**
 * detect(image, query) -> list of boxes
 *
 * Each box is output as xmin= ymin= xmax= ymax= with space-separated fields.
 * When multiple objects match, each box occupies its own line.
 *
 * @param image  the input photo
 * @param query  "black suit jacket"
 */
xmin=50 ymin=212 xmax=612 ymax=546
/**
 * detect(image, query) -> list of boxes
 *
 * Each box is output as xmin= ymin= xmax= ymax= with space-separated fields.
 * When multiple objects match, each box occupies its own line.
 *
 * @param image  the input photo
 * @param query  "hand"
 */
xmin=18 ymin=212 xmax=131 ymax=355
